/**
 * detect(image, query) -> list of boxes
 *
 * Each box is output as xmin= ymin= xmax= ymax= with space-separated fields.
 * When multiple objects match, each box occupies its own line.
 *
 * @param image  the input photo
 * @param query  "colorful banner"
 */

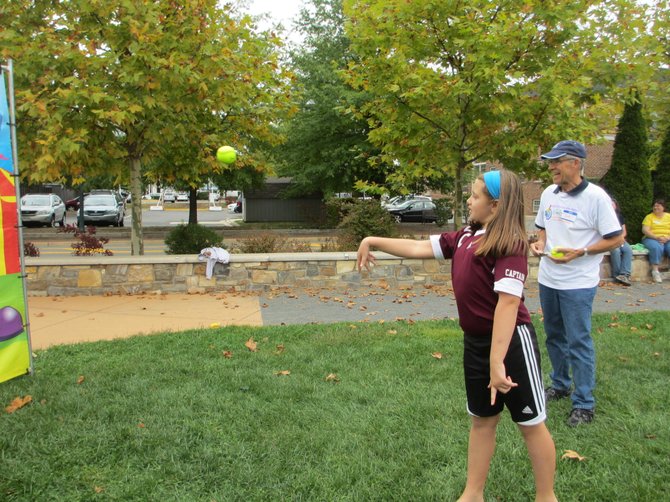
xmin=0 ymin=66 xmax=31 ymax=383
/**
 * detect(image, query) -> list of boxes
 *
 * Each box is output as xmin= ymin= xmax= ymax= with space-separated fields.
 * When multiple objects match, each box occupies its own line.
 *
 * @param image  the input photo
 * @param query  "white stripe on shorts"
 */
xmin=517 ymin=324 xmax=546 ymax=425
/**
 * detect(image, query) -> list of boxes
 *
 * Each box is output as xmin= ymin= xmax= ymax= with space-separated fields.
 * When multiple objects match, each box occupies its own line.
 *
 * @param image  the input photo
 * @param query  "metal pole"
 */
xmin=3 ymin=59 xmax=34 ymax=374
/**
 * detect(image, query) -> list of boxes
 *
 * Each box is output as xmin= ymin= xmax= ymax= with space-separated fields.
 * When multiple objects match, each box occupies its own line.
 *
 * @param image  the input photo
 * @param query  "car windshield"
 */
xmin=22 ymin=196 xmax=51 ymax=206
xmin=85 ymin=195 xmax=116 ymax=207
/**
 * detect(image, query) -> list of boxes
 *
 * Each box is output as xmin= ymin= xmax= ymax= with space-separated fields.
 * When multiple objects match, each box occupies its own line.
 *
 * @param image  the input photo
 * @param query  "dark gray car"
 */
xmin=387 ymin=201 xmax=437 ymax=223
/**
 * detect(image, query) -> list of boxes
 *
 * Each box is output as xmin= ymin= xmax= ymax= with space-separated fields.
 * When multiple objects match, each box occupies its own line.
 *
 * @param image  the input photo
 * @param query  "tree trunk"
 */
xmin=188 ymin=187 xmax=198 ymax=225
xmin=129 ymin=157 xmax=144 ymax=255
xmin=453 ymin=161 xmax=464 ymax=230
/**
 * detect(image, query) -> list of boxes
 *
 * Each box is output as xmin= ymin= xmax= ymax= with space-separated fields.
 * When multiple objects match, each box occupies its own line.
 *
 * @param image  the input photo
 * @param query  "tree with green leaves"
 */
xmin=342 ymin=0 xmax=653 ymax=225
xmin=277 ymin=0 xmax=386 ymax=197
xmin=600 ymin=93 xmax=653 ymax=243
xmin=653 ymin=125 xmax=670 ymax=201
xmin=2 ymin=0 xmax=293 ymax=253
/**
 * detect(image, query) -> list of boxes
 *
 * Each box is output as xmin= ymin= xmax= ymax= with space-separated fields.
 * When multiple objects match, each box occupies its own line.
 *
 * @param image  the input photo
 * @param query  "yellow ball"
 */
xmin=216 ymin=146 xmax=236 ymax=164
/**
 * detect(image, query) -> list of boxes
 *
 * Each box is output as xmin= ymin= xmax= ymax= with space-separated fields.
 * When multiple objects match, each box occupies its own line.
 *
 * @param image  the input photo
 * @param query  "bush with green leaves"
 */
xmin=433 ymin=198 xmax=453 ymax=227
xmin=164 ymin=224 xmax=223 ymax=255
xmin=324 ymin=197 xmax=356 ymax=228
xmin=337 ymin=200 xmax=397 ymax=250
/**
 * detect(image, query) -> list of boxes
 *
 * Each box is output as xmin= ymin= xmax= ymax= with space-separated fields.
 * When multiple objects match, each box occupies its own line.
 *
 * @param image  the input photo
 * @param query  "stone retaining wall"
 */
xmin=23 ymin=252 xmax=664 ymax=297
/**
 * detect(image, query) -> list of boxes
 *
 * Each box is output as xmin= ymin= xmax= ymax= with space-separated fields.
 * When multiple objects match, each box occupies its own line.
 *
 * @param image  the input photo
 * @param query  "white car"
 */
xmin=20 ymin=194 xmax=66 ymax=227
xmin=176 ymin=192 xmax=189 ymax=202
xmin=163 ymin=191 xmax=176 ymax=203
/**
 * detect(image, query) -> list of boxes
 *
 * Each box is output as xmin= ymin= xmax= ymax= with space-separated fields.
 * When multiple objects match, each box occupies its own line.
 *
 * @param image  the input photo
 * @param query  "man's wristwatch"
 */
xmin=583 ymin=248 xmax=589 ymax=256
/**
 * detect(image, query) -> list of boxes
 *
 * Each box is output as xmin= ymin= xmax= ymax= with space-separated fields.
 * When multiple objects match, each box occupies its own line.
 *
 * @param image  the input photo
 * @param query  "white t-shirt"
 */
xmin=534 ymin=180 xmax=622 ymax=289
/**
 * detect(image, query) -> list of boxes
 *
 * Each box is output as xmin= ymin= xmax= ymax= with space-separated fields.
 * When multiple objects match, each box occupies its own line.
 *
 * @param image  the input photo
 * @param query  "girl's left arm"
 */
xmin=489 ymin=292 xmax=521 ymax=405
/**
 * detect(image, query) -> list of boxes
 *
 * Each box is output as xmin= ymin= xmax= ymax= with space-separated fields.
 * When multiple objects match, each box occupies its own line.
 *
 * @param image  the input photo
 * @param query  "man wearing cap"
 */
xmin=530 ymin=140 xmax=624 ymax=427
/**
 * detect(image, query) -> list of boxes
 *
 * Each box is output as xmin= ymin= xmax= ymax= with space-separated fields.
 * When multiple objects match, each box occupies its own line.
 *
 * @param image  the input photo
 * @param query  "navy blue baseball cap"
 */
xmin=540 ymin=140 xmax=587 ymax=160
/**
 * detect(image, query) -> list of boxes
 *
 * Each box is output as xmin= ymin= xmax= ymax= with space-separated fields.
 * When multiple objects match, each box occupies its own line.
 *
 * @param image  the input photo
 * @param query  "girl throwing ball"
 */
xmin=357 ymin=170 xmax=557 ymax=502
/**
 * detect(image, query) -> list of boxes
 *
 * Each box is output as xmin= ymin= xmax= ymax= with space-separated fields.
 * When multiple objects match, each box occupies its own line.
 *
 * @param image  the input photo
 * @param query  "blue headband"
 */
xmin=483 ymin=170 xmax=501 ymax=200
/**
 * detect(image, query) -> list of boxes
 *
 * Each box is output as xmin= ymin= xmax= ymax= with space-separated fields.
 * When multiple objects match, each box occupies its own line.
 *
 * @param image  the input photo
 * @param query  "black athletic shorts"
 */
xmin=463 ymin=323 xmax=546 ymax=425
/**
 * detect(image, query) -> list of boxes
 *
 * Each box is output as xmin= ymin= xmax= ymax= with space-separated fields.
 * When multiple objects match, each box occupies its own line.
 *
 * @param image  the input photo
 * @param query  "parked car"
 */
xmin=82 ymin=193 xmax=125 ymax=226
xmin=387 ymin=200 xmax=437 ymax=223
xmin=227 ymin=200 xmax=242 ymax=213
xmin=176 ymin=192 xmax=189 ymax=202
xmin=384 ymin=194 xmax=432 ymax=210
xmin=20 ymin=194 xmax=66 ymax=227
xmin=163 ymin=191 xmax=177 ymax=203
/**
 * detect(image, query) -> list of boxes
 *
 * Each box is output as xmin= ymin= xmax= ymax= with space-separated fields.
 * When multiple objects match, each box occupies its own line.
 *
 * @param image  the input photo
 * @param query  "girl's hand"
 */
xmin=488 ymin=362 xmax=518 ymax=405
xmin=357 ymin=238 xmax=376 ymax=272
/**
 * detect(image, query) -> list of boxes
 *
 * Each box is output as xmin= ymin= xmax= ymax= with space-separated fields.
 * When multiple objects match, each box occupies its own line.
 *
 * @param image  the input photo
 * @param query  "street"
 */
xmin=25 ymin=204 xmax=243 ymax=257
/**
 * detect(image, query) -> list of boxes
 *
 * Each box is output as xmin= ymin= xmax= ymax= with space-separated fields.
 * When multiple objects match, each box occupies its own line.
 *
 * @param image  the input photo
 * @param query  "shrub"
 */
xmin=165 ymin=224 xmax=223 ymax=254
xmin=58 ymin=224 xmax=113 ymax=256
xmin=23 ymin=241 xmax=40 ymax=257
xmin=337 ymin=200 xmax=397 ymax=250
xmin=238 ymin=233 xmax=282 ymax=253
xmin=324 ymin=197 xmax=356 ymax=228
xmin=433 ymin=198 xmax=453 ymax=227
xmin=600 ymin=92 xmax=652 ymax=243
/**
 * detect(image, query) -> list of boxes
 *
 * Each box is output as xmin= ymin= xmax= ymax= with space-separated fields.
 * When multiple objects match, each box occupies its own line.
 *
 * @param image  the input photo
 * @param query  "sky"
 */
xmin=246 ymin=0 xmax=305 ymax=44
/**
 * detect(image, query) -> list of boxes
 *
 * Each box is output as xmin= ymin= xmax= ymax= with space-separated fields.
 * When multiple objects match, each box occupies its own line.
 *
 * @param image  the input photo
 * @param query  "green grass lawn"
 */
xmin=1 ymin=312 xmax=668 ymax=501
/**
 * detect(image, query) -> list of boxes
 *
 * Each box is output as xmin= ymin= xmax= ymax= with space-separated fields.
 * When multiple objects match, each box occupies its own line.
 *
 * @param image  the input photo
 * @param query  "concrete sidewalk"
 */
xmin=28 ymin=292 xmax=263 ymax=349
xmin=27 ymin=280 xmax=670 ymax=350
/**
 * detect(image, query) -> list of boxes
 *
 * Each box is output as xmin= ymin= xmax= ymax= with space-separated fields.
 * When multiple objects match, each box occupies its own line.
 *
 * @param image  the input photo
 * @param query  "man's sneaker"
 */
xmin=545 ymin=387 xmax=571 ymax=402
xmin=616 ymin=274 xmax=631 ymax=286
xmin=652 ymin=270 xmax=662 ymax=283
xmin=567 ymin=408 xmax=594 ymax=427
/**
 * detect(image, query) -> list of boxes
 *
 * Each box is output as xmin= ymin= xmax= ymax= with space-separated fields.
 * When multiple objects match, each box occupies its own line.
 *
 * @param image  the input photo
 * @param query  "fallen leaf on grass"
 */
xmin=76 ymin=375 xmax=85 ymax=385
xmin=5 ymin=395 xmax=32 ymax=414
xmin=653 ymin=352 xmax=661 ymax=358
xmin=387 ymin=329 xmax=397 ymax=335
xmin=245 ymin=338 xmax=258 ymax=352
xmin=617 ymin=356 xmax=629 ymax=362
xmin=608 ymin=323 xmax=620 ymax=328
xmin=630 ymin=326 xmax=638 ymax=331
xmin=561 ymin=450 xmax=586 ymax=461
xmin=222 ymin=351 xmax=233 ymax=359
xmin=210 ymin=322 xmax=220 ymax=328
xmin=275 ymin=344 xmax=285 ymax=354
xmin=138 ymin=422 xmax=145 ymax=428
xmin=646 ymin=324 xmax=654 ymax=330
xmin=432 ymin=352 xmax=443 ymax=359
xmin=645 ymin=434 xmax=657 ymax=439
xmin=274 ymin=370 xmax=291 ymax=376
xmin=325 ymin=373 xmax=340 ymax=383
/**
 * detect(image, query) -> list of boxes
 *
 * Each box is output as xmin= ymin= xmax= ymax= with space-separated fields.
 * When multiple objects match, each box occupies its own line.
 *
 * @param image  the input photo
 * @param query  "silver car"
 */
xmin=83 ymin=194 xmax=125 ymax=227
xmin=20 ymin=194 xmax=66 ymax=227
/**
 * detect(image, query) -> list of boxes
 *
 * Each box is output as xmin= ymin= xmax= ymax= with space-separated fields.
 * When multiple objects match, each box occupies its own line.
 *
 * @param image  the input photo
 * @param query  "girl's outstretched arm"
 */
xmin=357 ymin=237 xmax=433 ymax=272
xmin=488 ymin=292 xmax=521 ymax=405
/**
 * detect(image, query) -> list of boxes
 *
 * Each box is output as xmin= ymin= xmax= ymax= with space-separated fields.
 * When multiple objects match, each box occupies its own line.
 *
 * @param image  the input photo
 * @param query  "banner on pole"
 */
xmin=0 ymin=67 xmax=31 ymax=383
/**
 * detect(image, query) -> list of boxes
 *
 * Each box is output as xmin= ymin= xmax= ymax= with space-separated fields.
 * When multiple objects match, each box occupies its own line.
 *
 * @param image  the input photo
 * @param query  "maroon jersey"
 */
xmin=430 ymin=227 xmax=531 ymax=335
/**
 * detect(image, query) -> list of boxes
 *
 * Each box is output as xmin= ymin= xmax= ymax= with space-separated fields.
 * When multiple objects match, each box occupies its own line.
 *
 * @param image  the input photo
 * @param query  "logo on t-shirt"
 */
xmin=505 ymin=269 xmax=526 ymax=281
xmin=544 ymin=206 xmax=553 ymax=221
xmin=545 ymin=205 xmax=579 ymax=224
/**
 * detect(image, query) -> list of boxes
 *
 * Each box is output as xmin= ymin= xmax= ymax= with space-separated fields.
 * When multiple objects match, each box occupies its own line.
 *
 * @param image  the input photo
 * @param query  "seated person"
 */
xmin=610 ymin=199 xmax=632 ymax=286
xmin=641 ymin=199 xmax=670 ymax=283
